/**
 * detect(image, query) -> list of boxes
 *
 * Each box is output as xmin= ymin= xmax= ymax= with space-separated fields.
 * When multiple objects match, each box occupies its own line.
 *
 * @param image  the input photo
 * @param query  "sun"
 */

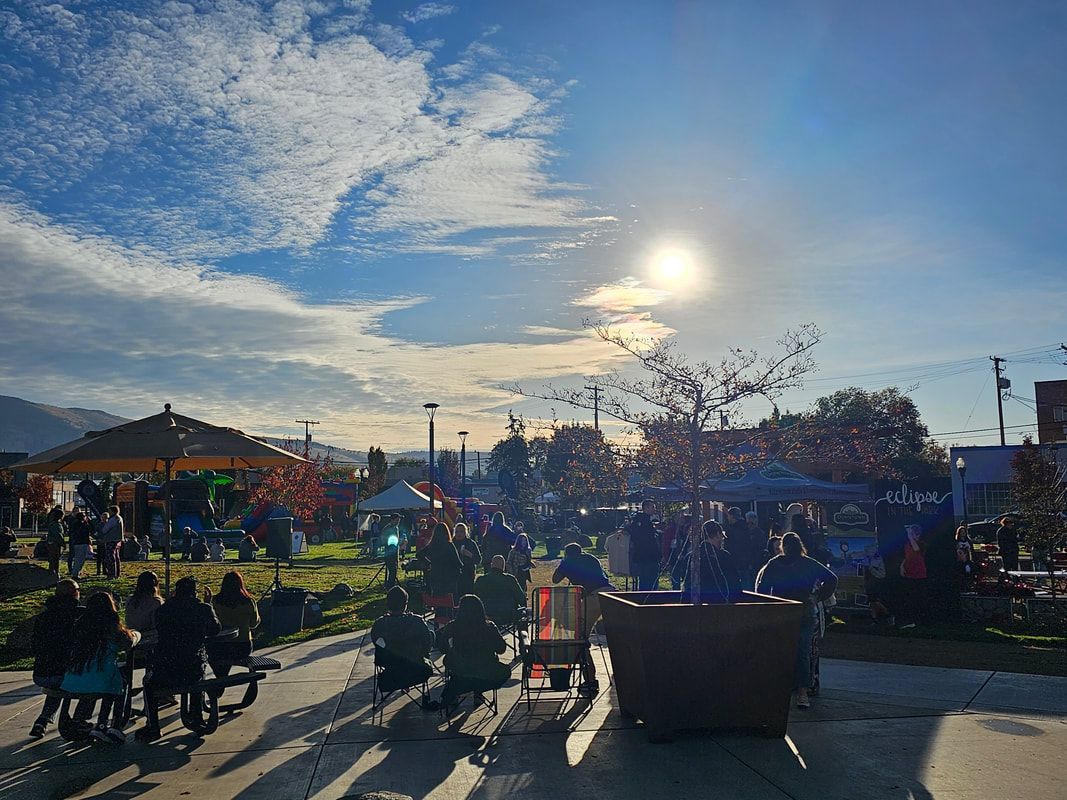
xmin=655 ymin=250 xmax=690 ymax=282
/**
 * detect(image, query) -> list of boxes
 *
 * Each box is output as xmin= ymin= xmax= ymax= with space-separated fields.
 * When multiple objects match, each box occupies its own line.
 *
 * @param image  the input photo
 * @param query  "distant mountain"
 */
xmin=0 ymin=395 xmax=129 ymax=455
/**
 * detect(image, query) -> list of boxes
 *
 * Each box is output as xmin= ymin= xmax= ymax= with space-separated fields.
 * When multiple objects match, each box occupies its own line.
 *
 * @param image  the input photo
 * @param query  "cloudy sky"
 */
xmin=1 ymin=0 xmax=1065 ymax=451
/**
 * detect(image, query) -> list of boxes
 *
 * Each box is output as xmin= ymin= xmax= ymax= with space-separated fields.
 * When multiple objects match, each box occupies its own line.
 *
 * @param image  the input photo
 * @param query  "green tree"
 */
xmin=436 ymin=447 xmax=460 ymax=497
xmin=366 ymin=446 xmax=388 ymax=497
xmin=488 ymin=411 xmax=534 ymax=513
xmin=1011 ymin=437 xmax=1066 ymax=601
xmin=766 ymin=387 xmax=946 ymax=480
xmin=544 ymin=423 xmax=626 ymax=508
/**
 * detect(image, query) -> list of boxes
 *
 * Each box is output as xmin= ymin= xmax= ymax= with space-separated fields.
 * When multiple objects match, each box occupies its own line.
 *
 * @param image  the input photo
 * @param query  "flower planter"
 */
xmin=599 ymin=590 xmax=804 ymax=741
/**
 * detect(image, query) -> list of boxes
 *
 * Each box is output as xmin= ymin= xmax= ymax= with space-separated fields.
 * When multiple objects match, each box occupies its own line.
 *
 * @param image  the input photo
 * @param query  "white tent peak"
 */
xmin=360 ymin=480 xmax=442 ymax=511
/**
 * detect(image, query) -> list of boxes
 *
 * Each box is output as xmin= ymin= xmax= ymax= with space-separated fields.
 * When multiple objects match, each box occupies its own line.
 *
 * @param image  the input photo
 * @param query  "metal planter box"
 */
xmin=600 ymin=590 xmax=804 ymax=741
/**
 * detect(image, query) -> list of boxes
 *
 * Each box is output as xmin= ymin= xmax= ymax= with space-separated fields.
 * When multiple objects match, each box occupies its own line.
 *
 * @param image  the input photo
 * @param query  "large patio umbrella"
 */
xmin=10 ymin=403 xmax=307 ymax=593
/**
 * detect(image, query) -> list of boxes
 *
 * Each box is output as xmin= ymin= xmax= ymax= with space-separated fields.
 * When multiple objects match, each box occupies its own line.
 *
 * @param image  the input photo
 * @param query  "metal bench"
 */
xmin=171 ymin=671 xmax=267 ymax=735
xmin=213 ymin=655 xmax=281 ymax=714
xmin=41 ymin=688 xmax=117 ymax=742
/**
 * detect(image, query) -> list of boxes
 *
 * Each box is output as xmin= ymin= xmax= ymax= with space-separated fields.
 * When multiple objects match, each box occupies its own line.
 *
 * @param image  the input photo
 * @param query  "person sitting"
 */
xmin=190 ymin=535 xmax=210 ymax=563
xmin=0 ymin=525 xmax=18 ymax=558
xmin=671 ymin=520 xmax=741 ymax=603
xmin=474 ymin=555 xmax=527 ymax=626
xmin=125 ymin=571 xmax=164 ymax=635
xmin=437 ymin=594 xmax=510 ymax=714
xmin=237 ymin=534 xmax=260 ymax=563
xmin=29 ymin=579 xmax=93 ymax=739
xmin=209 ymin=538 xmax=226 ymax=563
xmin=137 ymin=534 xmax=152 ymax=562
xmin=209 ymin=570 xmax=260 ymax=678
xmin=370 ymin=586 xmax=435 ymax=693
xmin=137 ymin=576 xmax=221 ymax=741
xmin=61 ymin=591 xmax=141 ymax=744
xmin=180 ymin=527 xmax=195 ymax=561
xmin=120 ymin=535 xmax=141 ymax=564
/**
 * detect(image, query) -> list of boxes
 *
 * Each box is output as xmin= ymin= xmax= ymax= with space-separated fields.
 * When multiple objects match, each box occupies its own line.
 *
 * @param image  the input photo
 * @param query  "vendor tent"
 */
xmin=643 ymin=462 xmax=869 ymax=503
xmin=360 ymin=480 xmax=442 ymax=511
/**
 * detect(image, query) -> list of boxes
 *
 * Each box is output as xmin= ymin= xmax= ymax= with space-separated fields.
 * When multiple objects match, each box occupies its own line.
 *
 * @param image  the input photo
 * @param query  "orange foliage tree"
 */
xmin=249 ymin=441 xmax=328 ymax=522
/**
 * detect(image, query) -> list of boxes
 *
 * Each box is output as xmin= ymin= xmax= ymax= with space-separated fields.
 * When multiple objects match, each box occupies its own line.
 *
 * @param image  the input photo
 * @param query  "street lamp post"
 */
xmin=353 ymin=466 xmax=369 ymax=537
xmin=458 ymin=431 xmax=469 ymax=526
xmin=956 ymin=456 xmax=968 ymax=525
xmin=424 ymin=403 xmax=439 ymax=521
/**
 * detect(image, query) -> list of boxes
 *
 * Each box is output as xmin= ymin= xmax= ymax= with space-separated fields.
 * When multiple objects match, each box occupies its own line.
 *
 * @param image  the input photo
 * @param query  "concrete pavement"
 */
xmin=1 ymin=631 xmax=1064 ymax=800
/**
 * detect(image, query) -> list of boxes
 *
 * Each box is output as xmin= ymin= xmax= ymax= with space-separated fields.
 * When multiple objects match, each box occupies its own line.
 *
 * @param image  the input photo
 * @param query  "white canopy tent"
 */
xmin=359 ymin=480 xmax=442 ymax=511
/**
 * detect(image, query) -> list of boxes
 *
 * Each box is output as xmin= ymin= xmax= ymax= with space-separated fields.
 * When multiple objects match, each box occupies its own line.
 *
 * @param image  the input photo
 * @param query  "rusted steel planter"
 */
xmin=600 ymin=590 xmax=804 ymax=741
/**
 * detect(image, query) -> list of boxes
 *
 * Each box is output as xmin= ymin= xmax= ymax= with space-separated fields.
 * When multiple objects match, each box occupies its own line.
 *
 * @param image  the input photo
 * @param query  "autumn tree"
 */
xmin=544 ymin=422 xmax=626 ymax=508
xmin=16 ymin=474 xmax=54 ymax=533
xmin=249 ymin=441 xmax=328 ymax=522
xmin=1011 ymin=437 xmax=1066 ymax=601
xmin=366 ymin=446 xmax=388 ymax=497
xmin=519 ymin=322 xmax=821 ymax=603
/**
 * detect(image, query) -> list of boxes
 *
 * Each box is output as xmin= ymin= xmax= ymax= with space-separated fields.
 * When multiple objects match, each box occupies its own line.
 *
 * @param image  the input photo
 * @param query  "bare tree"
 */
xmin=513 ymin=321 xmax=822 ymax=603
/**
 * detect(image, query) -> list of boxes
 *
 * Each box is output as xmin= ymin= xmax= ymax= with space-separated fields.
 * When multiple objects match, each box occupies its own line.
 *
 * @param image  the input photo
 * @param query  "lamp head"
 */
xmin=423 ymin=402 xmax=439 ymax=421
xmin=458 ymin=430 xmax=469 ymax=443
xmin=955 ymin=456 xmax=966 ymax=472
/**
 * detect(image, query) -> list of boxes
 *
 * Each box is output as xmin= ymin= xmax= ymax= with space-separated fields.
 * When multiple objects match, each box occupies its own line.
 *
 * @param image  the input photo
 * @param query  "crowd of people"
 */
xmin=28 ymin=568 xmax=260 ymax=743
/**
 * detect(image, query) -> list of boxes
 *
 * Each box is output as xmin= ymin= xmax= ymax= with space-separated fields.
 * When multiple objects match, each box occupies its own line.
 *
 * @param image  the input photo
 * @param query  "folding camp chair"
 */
xmin=520 ymin=585 xmax=592 ymax=709
xmin=421 ymin=592 xmax=455 ymax=632
xmin=483 ymin=598 xmax=529 ymax=654
xmin=371 ymin=645 xmax=431 ymax=723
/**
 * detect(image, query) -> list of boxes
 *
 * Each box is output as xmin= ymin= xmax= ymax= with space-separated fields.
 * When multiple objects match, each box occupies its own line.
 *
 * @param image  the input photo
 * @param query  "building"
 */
xmin=950 ymin=444 xmax=1067 ymax=520
xmin=1035 ymin=380 xmax=1067 ymax=444
xmin=0 ymin=452 xmax=29 ymax=530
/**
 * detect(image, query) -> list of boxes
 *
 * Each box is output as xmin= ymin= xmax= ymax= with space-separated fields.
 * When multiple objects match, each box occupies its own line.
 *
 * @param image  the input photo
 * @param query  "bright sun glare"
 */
xmin=656 ymin=250 xmax=689 ymax=281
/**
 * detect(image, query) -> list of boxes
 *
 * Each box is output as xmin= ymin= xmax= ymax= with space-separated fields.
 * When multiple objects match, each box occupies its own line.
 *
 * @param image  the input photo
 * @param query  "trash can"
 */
xmin=271 ymin=587 xmax=308 ymax=638
xmin=545 ymin=535 xmax=562 ymax=560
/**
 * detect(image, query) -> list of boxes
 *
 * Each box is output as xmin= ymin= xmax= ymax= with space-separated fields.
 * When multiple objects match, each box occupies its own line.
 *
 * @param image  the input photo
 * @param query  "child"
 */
xmin=137 ymin=534 xmax=152 ymax=562
xmin=61 ymin=591 xmax=140 ymax=744
xmin=209 ymin=538 xmax=226 ymax=563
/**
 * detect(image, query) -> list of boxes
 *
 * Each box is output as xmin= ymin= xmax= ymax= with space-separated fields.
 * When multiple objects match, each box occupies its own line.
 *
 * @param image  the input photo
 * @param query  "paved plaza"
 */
xmin=1 ymin=631 xmax=1064 ymax=800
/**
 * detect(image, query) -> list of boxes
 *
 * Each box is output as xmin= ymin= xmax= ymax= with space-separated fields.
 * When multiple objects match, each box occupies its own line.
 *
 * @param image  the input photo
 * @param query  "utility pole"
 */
xmin=585 ymin=385 xmax=601 ymax=431
xmin=990 ymin=356 xmax=1007 ymax=446
xmin=295 ymin=419 xmax=319 ymax=458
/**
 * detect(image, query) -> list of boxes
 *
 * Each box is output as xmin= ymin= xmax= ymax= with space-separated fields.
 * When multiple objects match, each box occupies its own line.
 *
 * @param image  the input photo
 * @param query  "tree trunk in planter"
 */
xmin=600 ymin=590 xmax=804 ymax=742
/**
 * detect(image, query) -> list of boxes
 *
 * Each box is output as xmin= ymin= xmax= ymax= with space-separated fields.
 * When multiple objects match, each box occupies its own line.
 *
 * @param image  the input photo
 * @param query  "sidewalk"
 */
xmin=1 ymin=631 xmax=1064 ymax=800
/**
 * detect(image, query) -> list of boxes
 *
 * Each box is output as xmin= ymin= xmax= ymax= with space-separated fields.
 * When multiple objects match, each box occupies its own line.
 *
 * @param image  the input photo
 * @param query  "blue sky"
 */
xmin=0 ymin=0 xmax=1064 ymax=450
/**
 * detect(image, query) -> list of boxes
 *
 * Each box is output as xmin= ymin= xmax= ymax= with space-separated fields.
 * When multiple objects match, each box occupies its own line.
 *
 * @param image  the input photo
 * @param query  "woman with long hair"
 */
xmin=209 ymin=570 xmax=261 ymax=677
xmin=506 ymin=532 xmax=533 ymax=593
xmin=484 ymin=511 xmax=515 ymax=566
xmin=423 ymin=522 xmax=463 ymax=601
xmin=755 ymin=532 xmax=837 ymax=710
xmin=436 ymin=594 xmax=510 ymax=714
xmin=62 ymin=591 xmax=140 ymax=743
xmin=125 ymin=571 xmax=164 ymax=633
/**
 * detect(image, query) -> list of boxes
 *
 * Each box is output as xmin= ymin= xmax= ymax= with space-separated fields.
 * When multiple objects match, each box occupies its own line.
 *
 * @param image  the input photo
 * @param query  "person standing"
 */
xmin=454 ymin=523 xmax=482 ymax=597
xmin=0 ymin=525 xmax=17 ymax=558
xmin=45 ymin=508 xmax=66 ymax=578
xmin=724 ymin=507 xmax=754 ymax=591
xmin=68 ymin=512 xmax=93 ymax=579
xmin=672 ymin=520 xmax=741 ymax=602
xmin=956 ymin=525 xmax=975 ymax=592
xmin=899 ymin=524 xmax=928 ymax=629
xmin=99 ymin=505 xmax=124 ymax=579
xmin=506 ymin=532 xmax=533 ymax=594
xmin=423 ymin=523 xmax=463 ymax=601
xmin=756 ymin=532 xmax=838 ymax=709
xmin=627 ymin=500 xmax=662 ymax=591
xmin=553 ymin=542 xmax=615 ymax=693
xmin=180 ymin=526 xmax=195 ymax=561
xmin=484 ymin=512 xmax=515 ymax=566
xmin=996 ymin=515 xmax=1020 ymax=572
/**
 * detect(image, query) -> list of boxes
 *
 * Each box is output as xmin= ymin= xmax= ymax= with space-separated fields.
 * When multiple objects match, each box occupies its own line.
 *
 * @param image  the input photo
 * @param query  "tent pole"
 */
xmin=164 ymin=459 xmax=173 ymax=597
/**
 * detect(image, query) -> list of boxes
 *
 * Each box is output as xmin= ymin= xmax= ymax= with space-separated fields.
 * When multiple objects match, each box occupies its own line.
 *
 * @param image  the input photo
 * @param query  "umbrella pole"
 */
xmin=164 ymin=459 xmax=173 ymax=597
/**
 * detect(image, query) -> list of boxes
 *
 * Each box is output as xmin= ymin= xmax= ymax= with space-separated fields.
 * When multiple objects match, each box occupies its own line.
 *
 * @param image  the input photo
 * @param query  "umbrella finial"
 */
xmin=164 ymin=403 xmax=172 ymax=412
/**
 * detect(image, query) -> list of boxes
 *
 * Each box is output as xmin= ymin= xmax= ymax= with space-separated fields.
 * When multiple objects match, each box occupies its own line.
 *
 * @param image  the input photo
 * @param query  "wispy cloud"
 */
xmin=0 ymin=203 xmax=624 ymax=448
xmin=571 ymin=277 xmax=675 ymax=338
xmin=0 ymin=0 xmax=603 ymax=259
xmin=401 ymin=3 xmax=456 ymax=24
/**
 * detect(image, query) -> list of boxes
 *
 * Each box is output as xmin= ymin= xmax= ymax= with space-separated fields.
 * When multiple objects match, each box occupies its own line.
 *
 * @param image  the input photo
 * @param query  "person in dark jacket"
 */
xmin=190 ymin=535 xmax=210 ymax=563
xmin=482 ymin=512 xmax=516 ymax=566
xmin=437 ymin=595 xmax=510 ymax=714
xmin=68 ymin=513 xmax=94 ymax=579
xmin=756 ymin=533 xmax=838 ymax=709
xmin=996 ymin=516 xmax=1019 ymax=572
xmin=0 ymin=525 xmax=17 ymax=558
xmin=29 ymin=579 xmax=94 ymax=738
xmin=137 ymin=576 xmax=221 ymax=741
xmin=672 ymin=520 xmax=741 ymax=603
xmin=627 ymin=500 xmax=662 ymax=591
xmin=475 ymin=555 xmax=527 ymax=625
xmin=553 ymin=543 xmax=615 ymax=691
xmin=45 ymin=507 xmax=66 ymax=578
xmin=453 ymin=523 xmax=482 ymax=597
xmin=371 ymin=586 xmax=435 ymax=692
xmin=423 ymin=523 xmax=464 ymax=600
